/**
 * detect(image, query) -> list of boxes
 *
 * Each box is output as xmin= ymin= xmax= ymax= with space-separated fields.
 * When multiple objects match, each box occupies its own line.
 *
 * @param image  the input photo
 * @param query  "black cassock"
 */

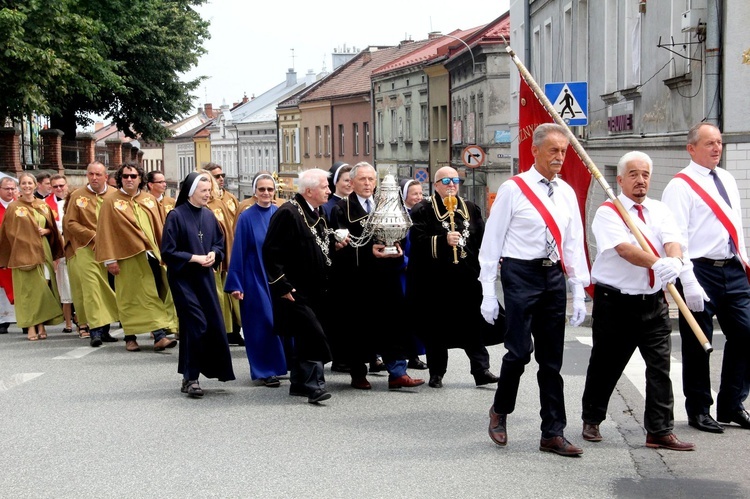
xmin=161 ymin=203 xmax=235 ymax=382
xmin=407 ymin=194 xmax=505 ymax=348
xmin=262 ymin=194 xmax=333 ymax=362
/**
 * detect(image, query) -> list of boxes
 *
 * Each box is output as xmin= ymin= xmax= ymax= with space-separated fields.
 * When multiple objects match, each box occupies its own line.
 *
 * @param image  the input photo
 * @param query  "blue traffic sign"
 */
xmin=544 ymin=81 xmax=588 ymax=126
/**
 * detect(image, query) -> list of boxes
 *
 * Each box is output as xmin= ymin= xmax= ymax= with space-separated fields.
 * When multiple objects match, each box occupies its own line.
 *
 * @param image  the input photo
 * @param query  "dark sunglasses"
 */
xmin=256 ymin=187 xmax=275 ymax=193
xmin=438 ymin=177 xmax=461 ymax=185
xmin=51 ymin=184 xmax=66 ymax=189
xmin=213 ymin=173 xmax=226 ymax=179
xmin=121 ymin=174 xmax=139 ymax=179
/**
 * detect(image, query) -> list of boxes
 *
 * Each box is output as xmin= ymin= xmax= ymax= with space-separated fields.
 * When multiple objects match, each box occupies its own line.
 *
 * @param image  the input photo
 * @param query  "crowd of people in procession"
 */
xmin=1 ymin=122 xmax=748 ymax=457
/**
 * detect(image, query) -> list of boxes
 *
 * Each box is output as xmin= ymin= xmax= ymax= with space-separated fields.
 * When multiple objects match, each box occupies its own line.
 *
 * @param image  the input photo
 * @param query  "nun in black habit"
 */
xmin=161 ymin=172 xmax=235 ymax=397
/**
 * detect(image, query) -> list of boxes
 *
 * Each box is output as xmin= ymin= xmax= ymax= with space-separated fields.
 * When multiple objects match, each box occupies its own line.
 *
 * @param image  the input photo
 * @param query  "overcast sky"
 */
xmin=182 ymin=0 xmax=511 ymax=111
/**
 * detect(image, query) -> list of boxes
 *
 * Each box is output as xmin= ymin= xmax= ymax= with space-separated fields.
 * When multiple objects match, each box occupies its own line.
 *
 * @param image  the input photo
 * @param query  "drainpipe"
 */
xmin=704 ymin=0 xmax=721 ymax=127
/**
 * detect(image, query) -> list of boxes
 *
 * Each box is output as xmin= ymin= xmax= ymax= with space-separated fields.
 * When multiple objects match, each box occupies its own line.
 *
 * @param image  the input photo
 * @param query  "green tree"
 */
xmin=0 ymin=0 xmax=209 ymax=143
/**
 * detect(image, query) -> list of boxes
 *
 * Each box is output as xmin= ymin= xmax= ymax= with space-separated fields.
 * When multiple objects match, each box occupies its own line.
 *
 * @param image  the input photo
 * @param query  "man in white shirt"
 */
xmin=662 ymin=122 xmax=750 ymax=433
xmin=581 ymin=151 xmax=694 ymax=451
xmin=479 ymin=123 xmax=590 ymax=457
xmin=0 ymin=177 xmax=16 ymax=333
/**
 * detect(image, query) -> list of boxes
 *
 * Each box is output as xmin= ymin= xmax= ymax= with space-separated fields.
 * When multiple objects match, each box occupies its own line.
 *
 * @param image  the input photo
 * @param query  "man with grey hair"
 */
xmin=663 ymin=122 xmax=750 ymax=433
xmin=581 ymin=151 xmax=694 ymax=451
xmin=479 ymin=123 xmax=590 ymax=456
xmin=262 ymin=168 xmax=343 ymax=404
xmin=0 ymin=176 xmax=17 ymax=333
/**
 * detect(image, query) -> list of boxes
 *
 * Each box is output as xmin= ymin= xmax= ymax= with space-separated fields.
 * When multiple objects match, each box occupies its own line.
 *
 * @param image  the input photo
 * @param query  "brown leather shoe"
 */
xmin=388 ymin=375 xmax=425 ymax=389
xmin=489 ymin=406 xmax=507 ymax=446
xmin=350 ymin=377 xmax=372 ymax=390
xmin=539 ymin=435 xmax=583 ymax=456
xmin=582 ymin=422 xmax=603 ymax=442
xmin=125 ymin=340 xmax=141 ymax=352
xmin=646 ymin=433 xmax=695 ymax=451
xmin=154 ymin=337 xmax=177 ymax=351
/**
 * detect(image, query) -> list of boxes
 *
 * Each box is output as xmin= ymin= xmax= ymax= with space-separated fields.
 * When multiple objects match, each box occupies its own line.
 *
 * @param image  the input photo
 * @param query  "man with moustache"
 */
xmin=479 ymin=123 xmax=590 ymax=456
xmin=581 ymin=151 xmax=694 ymax=451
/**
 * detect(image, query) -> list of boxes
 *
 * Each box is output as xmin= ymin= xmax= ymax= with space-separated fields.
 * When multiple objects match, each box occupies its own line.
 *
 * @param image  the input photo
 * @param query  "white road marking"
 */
xmin=576 ymin=334 xmax=717 ymax=423
xmin=0 ymin=372 xmax=43 ymax=392
xmin=54 ymin=347 xmax=100 ymax=360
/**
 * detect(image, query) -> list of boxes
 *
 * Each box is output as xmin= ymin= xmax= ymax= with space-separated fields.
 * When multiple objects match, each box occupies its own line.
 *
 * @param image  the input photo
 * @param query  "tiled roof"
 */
xmin=444 ymin=12 xmax=510 ymax=61
xmin=300 ymin=41 xmax=432 ymax=102
xmin=372 ymin=28 xmax=482 ymax=76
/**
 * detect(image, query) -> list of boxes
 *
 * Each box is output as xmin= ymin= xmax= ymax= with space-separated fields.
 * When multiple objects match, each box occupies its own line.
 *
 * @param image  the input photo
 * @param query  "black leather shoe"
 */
xmin=0 ymin=322 xmax=10 ymax=334
xmin=90 ymin=335 xmax=102 ymax=348
xmin=688 ymin=413 xmax=724 ymax=433
xmin=101 ymin=331 xmax=118 ymax=342
xmin=331 ymin=362 xmax=351 ymax=373
xmin=474 ymin=369 xmax=500 ymax=386
xmin=308 ymin=389 xmax=331 ymax=404
xmin=428 ymin=375 xmax=443 ymax=388
xmin=369 ymin=358 xmax=386 ymax=373
xmin=407 ymin=358 xmax=428 ymax=370
xmin=717 ymin=408 xmax=750 ymax=429
xmin=262 ymin=376 xmax=281 ymax=388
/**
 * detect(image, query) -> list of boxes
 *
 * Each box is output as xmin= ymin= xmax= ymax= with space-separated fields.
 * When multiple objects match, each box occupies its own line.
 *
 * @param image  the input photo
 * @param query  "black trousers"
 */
xmin=678 ymin=258 xmax=750 ymax=416
xmin=425 ymin=339 xmax=490 ymax=378
xmin=582 ymin=284 xmax=673 ymax=436
xmin=493 ymin=258 xmax=567 ymax=438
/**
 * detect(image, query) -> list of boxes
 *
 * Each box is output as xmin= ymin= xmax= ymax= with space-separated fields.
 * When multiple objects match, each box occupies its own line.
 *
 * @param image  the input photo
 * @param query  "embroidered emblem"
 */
xmin=14 ymin=207 xmax=28 ymax=217
xmin=213 ymin=208 xmax=225 ymax=222
xmin=76 ymin=197 xmax=89 ymax=209
xmin=164 ymin=203 xmax=174 ymax=213
xmin=141 ymin=198 xmax=155 ymax=209
xmin=114 ymin=200 xmax=129 ymax=211
xmin=37 ymin=204 xmax=50 ymax=215
xmin=226 ymin=199 xmax=236 ymax=213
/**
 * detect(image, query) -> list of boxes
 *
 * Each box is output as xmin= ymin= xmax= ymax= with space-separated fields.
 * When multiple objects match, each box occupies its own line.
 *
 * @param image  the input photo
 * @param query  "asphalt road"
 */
xmin=0 ymin=322 xmax=748 ymax=499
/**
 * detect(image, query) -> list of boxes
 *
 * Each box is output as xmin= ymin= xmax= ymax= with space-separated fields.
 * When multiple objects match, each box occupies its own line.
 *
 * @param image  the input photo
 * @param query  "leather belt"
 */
xmin=504 ymin=257 xmax=560 ymax=267
xmin=596 ymin=283 xmax=660 ymax=301
xmin=693 ymin=257 xmax=737 ymax=267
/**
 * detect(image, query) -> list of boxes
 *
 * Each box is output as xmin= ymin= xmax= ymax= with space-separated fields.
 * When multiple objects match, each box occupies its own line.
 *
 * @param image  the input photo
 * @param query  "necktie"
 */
xmin=539 ymin=179 xmax=558 ymax=262
xmin=634 ymin=204 xmax=655 ymax=287
xmin=365 ymin=198 xmax=372 ymax=214
xmin=709 ymin=170 xmax=737 ymax=254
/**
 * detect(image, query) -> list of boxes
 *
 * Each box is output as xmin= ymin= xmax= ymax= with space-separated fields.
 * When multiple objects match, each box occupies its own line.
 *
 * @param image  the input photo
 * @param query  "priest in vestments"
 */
xmin=162 ymin=172 xmax=235 ymax=397
xmin=225 ymin=173 xmax=287 ymax=387
xmin=95 ymin=163 xmax=178 ymax=352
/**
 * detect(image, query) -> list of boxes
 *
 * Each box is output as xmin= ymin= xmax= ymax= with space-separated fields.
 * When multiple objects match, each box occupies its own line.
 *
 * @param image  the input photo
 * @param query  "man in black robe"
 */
xmin=407 ymin=166 xmax=502 ymax=388
xmin=330 ymin=162 xmax=424 ymax=390
xmin=262 ymin=168 xmax=338 ymax=404
xmin=161 ymin=172 xmax=235 ymax=397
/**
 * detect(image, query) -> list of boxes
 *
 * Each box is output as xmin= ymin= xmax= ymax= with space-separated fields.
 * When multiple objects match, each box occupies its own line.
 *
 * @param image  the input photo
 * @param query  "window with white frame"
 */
xmin=404 ymin=106 xmax=412 ymax=141
xmin=420 ymin=104 xmax=428 ymax=140
xmin=339 ymin=124 xmax=345 ymax=155
xmin=353 ymin=123 xmax=359 ymax=155
xmin=364 ymin=122 xmax=370 ymax=155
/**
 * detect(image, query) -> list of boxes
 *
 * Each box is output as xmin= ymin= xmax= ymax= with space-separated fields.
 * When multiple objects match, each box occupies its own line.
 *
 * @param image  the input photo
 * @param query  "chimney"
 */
xmin=205 ymin=103 xmax=213 ymax=117
xmin=361 ymin=50 xmax=372 ymax=64
xmin=242 ymin=93 xmax=249 ymax=104
xmin=286 ymin=68 xmax=298 ymax=87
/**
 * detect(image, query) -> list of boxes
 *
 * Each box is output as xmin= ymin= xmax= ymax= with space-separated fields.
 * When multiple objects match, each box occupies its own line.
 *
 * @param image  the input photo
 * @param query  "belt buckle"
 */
xmin=714 ymin=260 xmax=726 ymax=267
xmin=542 ymin=259 xmax=554 ymax=267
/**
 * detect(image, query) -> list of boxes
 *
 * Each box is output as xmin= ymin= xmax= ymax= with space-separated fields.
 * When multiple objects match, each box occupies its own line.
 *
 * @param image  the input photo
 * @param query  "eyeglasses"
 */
xmin=151 ymin=180 xmax=167 ymax=184
xmin=121 ymin=174 xmax=139 ymax=179
xmin=1 ymin=187 xmax=15 ymax=191
xmin=51 ymin=185 xmax=66 ymax=189
xmin=438 ymin=177 xmax=461 ymax=185
xmin=213 ymin=173 xmax=226 ymax=179
xmin=256 ymin=187 xmax=275 ymax=193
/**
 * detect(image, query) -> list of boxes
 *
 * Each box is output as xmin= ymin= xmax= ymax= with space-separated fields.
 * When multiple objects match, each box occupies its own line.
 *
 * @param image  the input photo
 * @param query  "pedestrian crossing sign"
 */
xmin=544 ymin=81 xmax=588 ymax=126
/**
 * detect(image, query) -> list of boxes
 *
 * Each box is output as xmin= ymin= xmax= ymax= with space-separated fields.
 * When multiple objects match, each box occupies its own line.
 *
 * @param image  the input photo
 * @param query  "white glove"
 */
xmin=481 ymin=296 xmax=500 ymax=325
xmin=569 ymin=282 xmax=586 ymax=327
xmin=680 ymin=271 xmax=709 ymax=312
xmin=651 ymin=257 xmax=682 ymax=286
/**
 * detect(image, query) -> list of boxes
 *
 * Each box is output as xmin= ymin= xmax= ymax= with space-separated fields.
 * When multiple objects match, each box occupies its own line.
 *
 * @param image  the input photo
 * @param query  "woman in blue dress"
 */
xmin=225 ymin=173 xmax=287 ymax=387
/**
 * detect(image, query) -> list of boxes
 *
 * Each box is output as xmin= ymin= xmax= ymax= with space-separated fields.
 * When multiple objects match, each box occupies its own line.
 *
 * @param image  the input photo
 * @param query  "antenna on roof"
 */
xmin=291 ymin=48 xmax=295 ymax=71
